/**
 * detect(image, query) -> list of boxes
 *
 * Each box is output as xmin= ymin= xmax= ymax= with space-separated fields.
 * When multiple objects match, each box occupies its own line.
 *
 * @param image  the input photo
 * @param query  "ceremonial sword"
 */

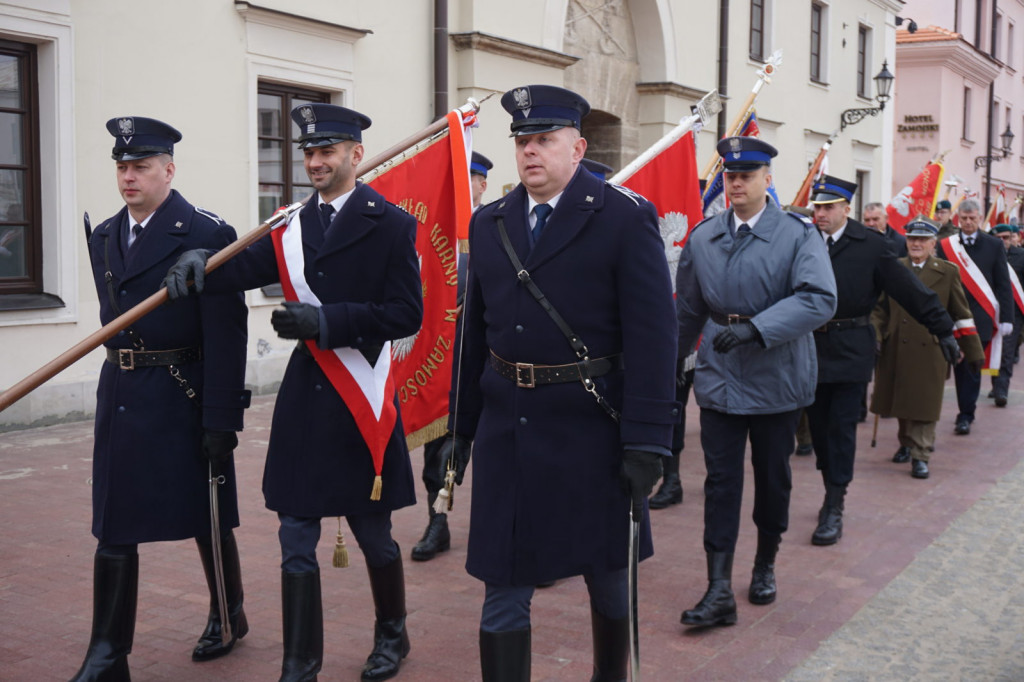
xmin=628 ymin=502 xmax=641 ymax=681
xmin=208 ymin=462 xmax=232 ymax=645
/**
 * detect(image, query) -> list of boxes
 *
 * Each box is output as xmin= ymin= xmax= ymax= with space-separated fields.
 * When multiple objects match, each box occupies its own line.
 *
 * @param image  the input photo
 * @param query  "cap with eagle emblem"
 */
xmin=581 ymin=158 xmax=614 ymax=180
xmin=715 ymin=136 xmax=777 ymax=172
xmin=105 ymin=116 xmax=182 ymax=161
xmin=470 ymin=151 xmax=493 ymax=178
xmin=809 ymin=174 xmax=858 ymax=205
xmin=291 ymin=103 xmax=372 ymax=149
xmin=500 ymin=84 xmax=591 ymax=136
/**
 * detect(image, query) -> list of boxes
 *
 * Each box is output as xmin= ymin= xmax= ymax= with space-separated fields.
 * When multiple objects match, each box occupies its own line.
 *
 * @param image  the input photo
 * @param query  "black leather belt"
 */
xmin=489 ymin=350 xmax=622 ymax=388
xmin=709 ymin=312 xmax=753 ymax=326
xmin=815 ymin=315 xmax=871 ymax=333
xmin=106 ymin=346 xmax=201 ymax=371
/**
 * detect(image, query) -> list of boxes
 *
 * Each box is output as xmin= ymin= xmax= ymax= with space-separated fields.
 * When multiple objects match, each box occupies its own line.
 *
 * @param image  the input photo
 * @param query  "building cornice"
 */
xmin=234 ymin=2 xmax=371 ymax=40
xmin=897 ymin=38 xmax=1001 ymax=87
xmin=867 ymin=0 xmax=904 ymax=14
xmin=450 ymin=31 xmax=579 ymax=69
xmin=635 ymin=82 xmax=710 ymax=101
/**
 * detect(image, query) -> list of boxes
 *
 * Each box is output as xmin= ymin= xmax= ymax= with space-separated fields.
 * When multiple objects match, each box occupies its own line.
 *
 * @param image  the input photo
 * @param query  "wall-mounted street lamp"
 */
xmin=974 ymin=125 xmax=1016 ymax=169
xmin=895 ymin=16 xmax=918 ymax=34
xmin=839 ymin=61 xmax=895 ymax=130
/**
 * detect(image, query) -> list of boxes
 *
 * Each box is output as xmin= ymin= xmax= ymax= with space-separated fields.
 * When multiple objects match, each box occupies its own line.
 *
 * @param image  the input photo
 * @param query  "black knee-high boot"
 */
xmin=362 ymin=552 xmax=410 ymax=681
xmin=69 ymin=552 xmax=139 ymax=682
xmin=590 ymin=606 xmax=628 ymax=682
xmin=193 ymin=530 xmax=249 ymax=660
xmin=480 ymin=628 xmax=531 ymax=682
xmin=279 ymin=570 xmax=323 ymax=682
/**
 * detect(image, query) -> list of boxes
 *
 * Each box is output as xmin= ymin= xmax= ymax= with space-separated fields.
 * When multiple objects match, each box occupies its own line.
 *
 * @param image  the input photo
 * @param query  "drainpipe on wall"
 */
xmin=984 ymin=0 xmax=998 ymax=214
xmin=717 ymin=0 xmax=729 ymax=139
xmin=434 ymin=0 xmax=448 ymax=121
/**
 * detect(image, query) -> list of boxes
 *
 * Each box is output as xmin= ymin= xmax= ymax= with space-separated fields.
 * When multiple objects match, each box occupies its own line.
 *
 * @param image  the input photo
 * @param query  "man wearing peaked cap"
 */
xmin=934 ymin=199 xmax=957 ymax=240
xmin=580 ymin=158 xmax=614 ymax=180
xmin=164 ymin=102 xmax=422 ymax=682
xmin=676 ymin=136 xmax=836 ymax=628
xmin=70 ymin=117 xmax=252 ymax=680
xmin=871 ymin=215 xmax=984 ymax=479
xmin=469 ymin=151 xmax=493 ymax=211
xmin=988 ymin=223 xmax=1024 ymax=406
xmin=807 ymin=176 xmax=957 ymax=545
xmin=440 ymin=83 xmax=679 ymax=679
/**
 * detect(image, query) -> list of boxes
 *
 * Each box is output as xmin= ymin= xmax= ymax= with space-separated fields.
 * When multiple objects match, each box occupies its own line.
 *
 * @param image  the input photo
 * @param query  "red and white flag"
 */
xmin=887 ymin=162 xmax=945 ymax=235
xmin=369 ymin=109 xmax=474 ymax=449
xmin=983 ymin=183 xmax=1009 ymax=230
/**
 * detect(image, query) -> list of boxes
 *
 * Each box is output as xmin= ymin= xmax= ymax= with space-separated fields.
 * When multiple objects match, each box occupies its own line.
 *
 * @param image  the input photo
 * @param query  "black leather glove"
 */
xmin=202 ymin=429 xmax=238 ymax=474
xmin=271 ymin=301 xmax=320 ymax=340
xmin=712 ymin=321 xmax=760 ymax=353
xmin=620 ymin=449 xmax=664 ymax=520
xmin=938 ymin=334 xmax=961 ymax=365
xmin=438 ymin=432 xmax=473 ymax=485
xmin=163 ymin=249 xmax=210 ymax=300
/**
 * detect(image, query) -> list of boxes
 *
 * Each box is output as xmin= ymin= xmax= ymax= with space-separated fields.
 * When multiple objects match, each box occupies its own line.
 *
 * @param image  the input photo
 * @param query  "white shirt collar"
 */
xmin=821 ymin=220 xmax=847 ymax=244
xmin=732 ymin=203 xmax=768 ymax=232
xmin=319 ymin=186 xmax=356 ymax=215
xmin=126 ymin=211 xmax=155 ymax=248
xmin=527 ymin=192 xmax=563 ymax=227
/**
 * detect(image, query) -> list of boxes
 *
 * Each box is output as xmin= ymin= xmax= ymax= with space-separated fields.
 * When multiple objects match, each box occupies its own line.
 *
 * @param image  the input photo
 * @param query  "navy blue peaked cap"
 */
xmin=291 ymin=103 xmax=371 ymax=148
xmin=581 ymin=158 xmax=614 ymax=180
xmin=501 ymin=85 xmax=591 ymax=136
xmin=717 ymin=136 xmax=777 ymax=171
xmin=470 ymin=151 xmax=493 ymax=177
xmin=810 ymin=175 xmax=858 ymax=204
xmin=904 ymin=215 xmax=940 ymax=237
xmin=106 ymin=116 xmax=182 ymax=161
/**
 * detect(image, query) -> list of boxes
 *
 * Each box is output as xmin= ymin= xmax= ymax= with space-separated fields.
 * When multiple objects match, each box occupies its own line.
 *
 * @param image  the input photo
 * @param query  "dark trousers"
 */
xmin=278 ymin=512 xmax=398 ymax=572
xmin=480 ymin=568 xmax=627 ymax=632
xmin=992 ymin=316 xmax=1023 ymax=395
xmin=421 ymin=436 xmax=445 ymax=495
xmin=806 ymin=382 xmax=862 ymax=488
xmin=953 ymin=356 xmax=982 ymax=422
xmin=698 ymin=407 xmax=801 ymax=554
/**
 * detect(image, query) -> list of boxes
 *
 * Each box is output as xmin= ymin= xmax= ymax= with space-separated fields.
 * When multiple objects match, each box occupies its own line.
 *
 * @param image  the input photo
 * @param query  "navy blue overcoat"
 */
xmin=89 ymin=190 xmax=249 ymax=545
xmin=209 ymin=183 xmax=422 ymax=518
xmin=452 ymin=167 xmax=680 ymax=587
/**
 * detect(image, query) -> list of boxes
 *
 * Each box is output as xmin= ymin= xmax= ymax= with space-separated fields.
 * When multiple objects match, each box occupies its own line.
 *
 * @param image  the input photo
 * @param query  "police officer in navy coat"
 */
xmin=438 ymin=85 xmax=679 ymax=681
xmin=165 ymin=104 xmax=422 ymax=682
xmin=806 ymin=176 xmax=957 ymax=546
xmin=71 ymin=117 xmax=251 ymax=682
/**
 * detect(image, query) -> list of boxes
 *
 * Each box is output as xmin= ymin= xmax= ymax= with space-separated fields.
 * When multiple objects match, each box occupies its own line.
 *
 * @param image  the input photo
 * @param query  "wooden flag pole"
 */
xmin=790 ymin=129 xmax=838 ymax=207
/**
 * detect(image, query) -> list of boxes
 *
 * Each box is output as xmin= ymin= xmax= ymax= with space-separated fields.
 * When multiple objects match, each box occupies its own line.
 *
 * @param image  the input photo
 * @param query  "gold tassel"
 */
xmin=333 ymin=518 xmax=349 ymax=568
xmin=370 ymin=474 xmax=383 ymax=501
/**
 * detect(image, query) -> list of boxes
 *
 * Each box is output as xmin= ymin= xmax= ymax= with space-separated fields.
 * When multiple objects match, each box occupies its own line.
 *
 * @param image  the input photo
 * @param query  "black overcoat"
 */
xmin=452 ymin=167 xmax=680 ymax=586
xmin=815 ymin=219 xmax=952 ymax=384
xmin=209 ymin=184 xmax=422 ymax=517
xmin=937 ymin=231 xmax=1013 ymax=343
xmin=89 ymin=190 xmax=249 ymax=544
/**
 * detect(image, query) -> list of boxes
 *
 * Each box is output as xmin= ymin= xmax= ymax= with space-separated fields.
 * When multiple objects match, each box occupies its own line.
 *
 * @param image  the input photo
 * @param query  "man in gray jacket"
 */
xmin=676 ymin=137 xmax=836 ymax=628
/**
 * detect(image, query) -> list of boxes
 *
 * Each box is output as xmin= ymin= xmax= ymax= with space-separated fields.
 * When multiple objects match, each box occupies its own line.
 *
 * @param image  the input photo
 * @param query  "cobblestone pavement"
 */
xmin=1 ymin=384 xmax=1022 ymax=681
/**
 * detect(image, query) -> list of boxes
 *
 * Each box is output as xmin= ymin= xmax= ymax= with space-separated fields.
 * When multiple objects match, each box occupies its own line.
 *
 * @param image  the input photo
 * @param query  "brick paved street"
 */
xmin=2 ymin=384 xmax=1023 ymax=681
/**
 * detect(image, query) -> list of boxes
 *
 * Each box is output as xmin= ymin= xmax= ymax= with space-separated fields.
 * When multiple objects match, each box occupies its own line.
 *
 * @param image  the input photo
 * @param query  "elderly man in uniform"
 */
xmin=165 ymin=104 xmax=422 ymax=682
xmin=410 ymin=150 xmax=494 ymax=563
xmin=989 ymin=223 xmax=1024 ymax=406
xmin=871 ymin=216 xmax=984 ymax=478
xmin=676 ymin=137 xmax=836 ymax=628
xmin=70 ymin=118 xmax=251 ymax=681
xmin=437 ymin=84 xmax=678 ymax=680
xmin=936 ymin=199 xmax=1013 ymax=434
xmin=806 ymin=176 xmax=957 ymax=546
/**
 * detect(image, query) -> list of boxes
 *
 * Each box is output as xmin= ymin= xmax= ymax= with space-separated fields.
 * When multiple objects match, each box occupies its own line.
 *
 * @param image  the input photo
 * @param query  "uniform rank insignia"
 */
xmin=513 ymin=87 xmax=531 ymax=110
xmin=117 ymin=118 xmax=134 ymax=135
xmin=299 ymin=105 xmax=316 ymax=125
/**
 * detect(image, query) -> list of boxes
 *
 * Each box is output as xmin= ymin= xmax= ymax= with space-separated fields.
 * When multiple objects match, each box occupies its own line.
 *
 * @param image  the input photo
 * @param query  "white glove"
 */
xmin=1000 ymin=322 xmax=1014 ymax=337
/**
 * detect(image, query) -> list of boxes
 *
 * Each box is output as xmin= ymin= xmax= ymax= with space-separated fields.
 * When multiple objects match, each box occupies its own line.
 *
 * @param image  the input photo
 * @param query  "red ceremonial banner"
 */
xmin=622 ymin=131 xmax=704 ymax=278
xmin=369 ymin=111 xmax=473 ymax=448
xmin=886 ymin=162 xmax=944 ymax=235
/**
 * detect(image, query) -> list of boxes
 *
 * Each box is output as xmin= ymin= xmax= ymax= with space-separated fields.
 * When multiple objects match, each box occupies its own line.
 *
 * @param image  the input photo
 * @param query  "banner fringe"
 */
xmin=405 ymin=416 xmax=449 ymax=451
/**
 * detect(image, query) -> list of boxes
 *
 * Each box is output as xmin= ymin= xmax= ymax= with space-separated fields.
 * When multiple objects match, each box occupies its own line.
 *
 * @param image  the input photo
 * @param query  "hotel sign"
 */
xmin=898 ymin=114 xmax=939 ymax=133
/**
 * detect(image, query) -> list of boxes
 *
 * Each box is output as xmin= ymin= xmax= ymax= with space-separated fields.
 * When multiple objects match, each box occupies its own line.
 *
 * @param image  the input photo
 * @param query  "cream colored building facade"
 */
xmin=0 ymin=0 xmax=902 ymax=428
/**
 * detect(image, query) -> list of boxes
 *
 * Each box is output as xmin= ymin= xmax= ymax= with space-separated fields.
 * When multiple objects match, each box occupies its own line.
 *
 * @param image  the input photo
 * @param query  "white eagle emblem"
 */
xmin=299 ymin=106 xmax=316 ymax=124
xmin=392 ymin=330 xmax=419 ymax=362
xmin=117 ymin=118 xmax=134 ymax=135
xmin=891 ymin=184 xmax=915 ymax=217
xmin=512 ymin=88 xmax=531 ymax=109
xmin=659 ymin=212 xmax=689 ymax=293
xmin=729 ymin=137 xmax=742 ymax=152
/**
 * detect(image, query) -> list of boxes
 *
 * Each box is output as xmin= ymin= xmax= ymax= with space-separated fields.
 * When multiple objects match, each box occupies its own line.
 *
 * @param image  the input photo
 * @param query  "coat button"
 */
xmin=672 ymin=408 xmax=680 ymax=416
xmin=317 ymin=272 xmax=325 ymax=278
xmin=515 ymin=325 xmax=524 ymax=333
xmin=314 ymin=384 xmax=322 ymax=391
xmin=119 ymin=290 xmax=127 ymax=297
xmin=117 ymin=330 xmax=125 ymax=336
xmin=519 ymin=417 xmax=527 ymax=425
xmin=117 ymin=406 xmax=125 ymax=413
xmin=356 ymin=337 xmax=364 ymax=345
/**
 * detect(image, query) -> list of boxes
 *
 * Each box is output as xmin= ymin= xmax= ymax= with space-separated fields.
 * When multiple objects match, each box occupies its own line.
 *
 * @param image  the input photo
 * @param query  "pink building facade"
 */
xmin=894 ymin=0 xmax=1024 ymax=223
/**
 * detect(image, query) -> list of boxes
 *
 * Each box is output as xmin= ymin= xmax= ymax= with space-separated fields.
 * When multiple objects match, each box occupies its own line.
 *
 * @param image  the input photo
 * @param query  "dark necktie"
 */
xmin=320 ymin=203 xmax=336 ymax=231
xmin=532 ymin=203 xmax=552 ymax=240
xmin=737 ymin=222 xmax=750 ymax=235
xmin=130 ymin=224 xmax=142 ymax=249
xmin=963 ymin=235 xmax=974 ymax=247
xmin=827 ymin=235 xmax=835 ymax=252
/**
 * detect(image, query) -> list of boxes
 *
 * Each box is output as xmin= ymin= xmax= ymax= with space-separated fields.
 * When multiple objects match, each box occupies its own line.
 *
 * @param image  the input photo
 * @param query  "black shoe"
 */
xmin=193 ymin=532 xmax=248 ymax=661
xmin=988 ymin=389 xmax=996 ymax=399
xmin=795 ymin=443 xmax=813 ymax=456
xmin=911 ymin=459 xmax=930 ymax=479
xmin=748 ymin=533 xmax=779 ymax=605
xmin=589 ymin=608 xmax=628 ymax=682
xmin=648 ymin=473 xmax=682 ymax=509
xmin=362 ymin=554 xmax=410 ymax=681
xmin=891 ymin=446 xmax=910 ymax=463
xmin=480 ymin=628 xmax=530 ymax=682
xmin=70 ymin=552 xmax=139 ymax=682
xmin=280 ymin=570 xmax=323 ymax=682
xmin=954 ymin=418 xmax=971 ymax=435
xmin=811 ymin=485 xmax=845 ymax=546
xmin=995 ymin=394 xmax=1008 ymax=407
xmin=410 ymin=512 xmax=450 ymax=562
xmin=681 ymin=553 xmax=737 ymax=627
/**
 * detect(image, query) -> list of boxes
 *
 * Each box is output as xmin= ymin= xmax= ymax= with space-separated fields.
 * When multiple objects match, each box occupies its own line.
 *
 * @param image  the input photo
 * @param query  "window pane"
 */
xmin=258 ymin=185 xmax=283 ymax=222
xmin=259 ymin=139 xmax=282 ymax=183
xmin=0 ymin=168 xmax=24 ymax=220
xmin=258 ymin=93 xmax=281 ymax=137
xmin=0 ymin=224 xmax=26 ymax=278
xmin=292 ymin=154 xmax=308 ymax=185
xmin=0 ymin=111 xmax=21 ymax=165
xmin=291 ymin=183 xmax=314 ymax=204
xmin=0 ymin=54 xmax=21 ymax=109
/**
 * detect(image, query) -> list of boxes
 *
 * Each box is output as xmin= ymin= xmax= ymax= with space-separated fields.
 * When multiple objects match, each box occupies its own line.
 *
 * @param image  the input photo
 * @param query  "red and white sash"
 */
xmin=1008 ymin=264 xmax=1024 ymax=316
xmin=272 ymin=207 xmax=397 ymax=500
xmin=941 ymin=236 xmax=1001 ymax=371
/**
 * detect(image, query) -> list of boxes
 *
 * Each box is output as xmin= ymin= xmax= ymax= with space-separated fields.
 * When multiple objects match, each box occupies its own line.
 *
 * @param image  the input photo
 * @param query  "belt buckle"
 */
xmin=727 ymin=314 xmax=742 ymax=325
xmin=515 ymin=362 xmax=536 ymax=388
xmin=118 ymin=349 xmax=135 ymax=371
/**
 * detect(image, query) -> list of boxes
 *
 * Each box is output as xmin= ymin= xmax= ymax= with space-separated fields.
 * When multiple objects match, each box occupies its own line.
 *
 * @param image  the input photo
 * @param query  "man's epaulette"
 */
xmin=786 ymin=211 xmax=815 ymax=227
xmin=608 ymin=183 xmax=642 ymax=206
xmin=193 ymin=206 xmax=224 ymax=225
xmin=690 ymin=214 xmax=715 ymax=234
